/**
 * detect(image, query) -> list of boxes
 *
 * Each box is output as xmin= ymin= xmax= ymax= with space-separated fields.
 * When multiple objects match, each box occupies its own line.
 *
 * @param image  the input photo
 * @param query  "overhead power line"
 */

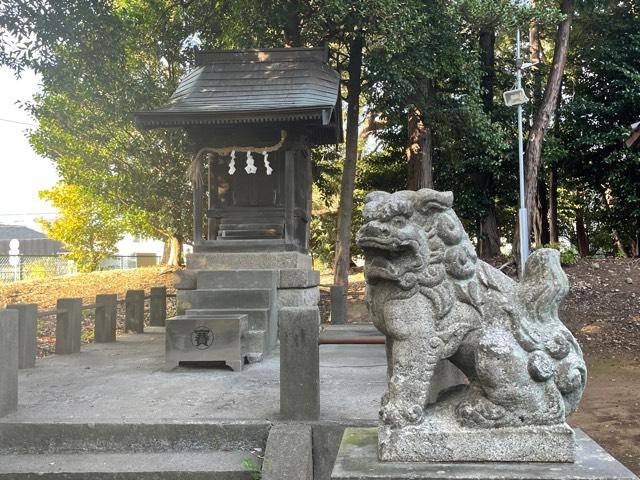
xmin=0 ymin=117 xmax=37 ymax=127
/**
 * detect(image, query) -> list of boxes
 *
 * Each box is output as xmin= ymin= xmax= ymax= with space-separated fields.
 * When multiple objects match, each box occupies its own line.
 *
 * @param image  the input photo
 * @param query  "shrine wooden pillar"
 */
xmin=192 ymin=156 xmax=204 ymax=247
xmin=284 ymin=150 xmax=296 ymax=246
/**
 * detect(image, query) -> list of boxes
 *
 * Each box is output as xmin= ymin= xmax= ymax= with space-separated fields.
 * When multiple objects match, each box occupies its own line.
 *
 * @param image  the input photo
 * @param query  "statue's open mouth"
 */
xmin=358 ymin=236 xmax=422 ymax=282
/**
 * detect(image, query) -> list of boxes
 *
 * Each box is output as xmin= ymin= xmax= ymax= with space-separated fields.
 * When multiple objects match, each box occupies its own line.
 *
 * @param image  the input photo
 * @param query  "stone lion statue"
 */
xmin=356 ymin=189 xmax=587 ymax=438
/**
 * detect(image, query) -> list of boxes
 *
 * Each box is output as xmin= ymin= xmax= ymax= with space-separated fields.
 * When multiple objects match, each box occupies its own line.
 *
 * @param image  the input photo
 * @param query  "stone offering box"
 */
xmin=165 ymin=314 xmax=249 ymax=372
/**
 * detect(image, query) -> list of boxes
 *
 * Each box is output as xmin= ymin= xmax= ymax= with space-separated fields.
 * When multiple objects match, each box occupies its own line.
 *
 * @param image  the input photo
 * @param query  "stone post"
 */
xmin=150 ymin=287 xmax=167 ymax=326
xmin=279 ymin=306 xmax=320 ymax=420
xmin=330 ymin=285 xmax=347 ymax=325
xmin=6 ymin=303 xmax=37 ymax=369
xmin=95 ymin=294 xmax=117 ymax=343
xmin=56 ymin=298 xmax=82 ymax=354
xmin=125 ymin=290 xmax=145 ymax=333
xmin=0 ymin=309 xmax=18 ymax=417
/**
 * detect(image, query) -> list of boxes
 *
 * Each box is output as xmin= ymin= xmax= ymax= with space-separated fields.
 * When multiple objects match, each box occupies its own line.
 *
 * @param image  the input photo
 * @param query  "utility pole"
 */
xmin=516 ymin=28 xmax=530 ymax=273
xmin=504 ymin=27 xmax=532 ymax=275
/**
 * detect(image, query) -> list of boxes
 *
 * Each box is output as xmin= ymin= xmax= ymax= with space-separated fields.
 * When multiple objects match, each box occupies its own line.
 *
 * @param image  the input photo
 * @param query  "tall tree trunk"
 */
xmin=478 ymin=207 xmax=501 ymax=258
xmin=525 ymin=0 xmax=574 ymax=235
xmin=333 ymin=35 xmax=364 ymax=287
xmin=533 ymin=178 xmax=550 ymax=247
xmin=166 ymin=234 xmax=185 ymax=267
xmin=406 ymin=108 xmax=433 ymax=189
xmin=575 ymin=191 xmax=589 ymax=258
xmin=476 ymin=27 xmax=501 ymax=258
xmin=479 ymin=28 xmax=496 ymax=113
xmin=160 ymin=239 xmax=171 ymax=265
xmin=549 ymin=163 xmax=559 ymax=243
xmin=631 ymin=233 xmax=639 ymax=257
xmin=284 ymin=7 xmax=302 ymax=47
xmin=575 ymin=209 xmax=589 ymax=258
xmin=601 ymin=187 xmax=629 ymax=257
xmin=529 ymin=16 xmax=543 ymax=110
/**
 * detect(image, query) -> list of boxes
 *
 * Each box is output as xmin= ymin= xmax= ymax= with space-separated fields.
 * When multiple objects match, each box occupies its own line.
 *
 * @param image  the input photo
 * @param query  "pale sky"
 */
xmin=0 ymin=66 xmax=59 ymax=231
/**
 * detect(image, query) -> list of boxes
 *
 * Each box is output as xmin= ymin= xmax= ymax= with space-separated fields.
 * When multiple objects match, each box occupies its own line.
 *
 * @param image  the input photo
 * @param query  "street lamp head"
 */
xmin=503 ymin=88 xmax=530 ymax=107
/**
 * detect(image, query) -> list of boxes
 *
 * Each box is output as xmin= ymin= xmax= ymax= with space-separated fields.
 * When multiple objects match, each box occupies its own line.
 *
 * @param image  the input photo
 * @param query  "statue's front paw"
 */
xmin=379 ymin=401 xmax=423 ymax=427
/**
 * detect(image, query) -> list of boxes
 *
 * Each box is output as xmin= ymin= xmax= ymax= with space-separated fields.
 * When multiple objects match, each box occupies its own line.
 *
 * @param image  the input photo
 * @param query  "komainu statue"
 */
xmin=356 ymin=189 xmax=587 ymax=462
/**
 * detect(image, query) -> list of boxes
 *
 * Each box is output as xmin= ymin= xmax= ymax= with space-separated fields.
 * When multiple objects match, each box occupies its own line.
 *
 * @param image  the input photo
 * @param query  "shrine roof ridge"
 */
xmin=195 ymin=46 xmax=329 ymax=66
xmin=134 ymin=47 xmax=341 ymax=143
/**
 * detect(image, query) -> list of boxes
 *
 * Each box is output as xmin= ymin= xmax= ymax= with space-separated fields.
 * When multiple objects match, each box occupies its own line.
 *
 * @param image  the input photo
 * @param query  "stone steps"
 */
xmin=186 ymin=309 xmax=269 ymax=331
xmin=0 ymin=422 xmax=270 ymax=454
xmin=0 ymin=422 xmax=268 ymax=479
xmin=0 ymin=450 xmax=260 ymax=479
xmin=178 ymin=289 xmax=273 ymax=310
xmin=196 ymin=270 xmax=277 ymax=290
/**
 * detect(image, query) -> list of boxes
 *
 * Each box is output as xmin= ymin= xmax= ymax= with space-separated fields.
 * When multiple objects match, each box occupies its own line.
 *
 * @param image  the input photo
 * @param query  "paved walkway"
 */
xmin=3 ymin=326 xmax=386 ymax=424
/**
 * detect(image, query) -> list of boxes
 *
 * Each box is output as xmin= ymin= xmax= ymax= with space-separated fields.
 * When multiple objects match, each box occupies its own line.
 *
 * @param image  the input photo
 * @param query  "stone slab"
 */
xmin=174 ymin=270 xmax=197 ymax=290
xmin=187 ymin=252 xmax=312 ymax=270
xmin=380 ymin=422 xmax=575 ymax=462
xmin=378 ymin=386 xmax=575 ymax=462
xmin=279 ymin=307 xmax=320 ymax=420
xmin=95 ymin=294 xmax=117 ymax=343
xmin=330 ymin=285 xmax=347 ymax=325
xmin=262 ymin=424 xmax=313 ymax=480
xmin=6 ymin=304 xmax=37 ymax=369
xmin=177 ymin=289 xmax=273 ymax=313
xmin=331 ymin=428 xmax=639 ymax=480
xmin=56 ymin=298 xmax=82 ymax=354
xmin=0 ymin=450 xmax=262 ymax=478
xmin=278 ymin=287 xmax=320 ymax=307
xmin=197 ymin=270 xmax=277 ymax=289
xmin=166 ymin=315 xmax=248 ymax=372
xmin=278 ymin=269 xmax=320 ymax=289
xmin=0 ymin=310 xmax=18 ymax=418
xmin=0 ymin=421 xmax=270 ymax=454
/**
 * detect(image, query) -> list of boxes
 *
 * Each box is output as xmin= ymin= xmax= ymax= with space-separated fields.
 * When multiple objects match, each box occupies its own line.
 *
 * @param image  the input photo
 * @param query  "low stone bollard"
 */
xmin=95 ymin=294 xmax=117 ymax=343
xmin=56 ymin=298 xmax=82 ymax=354
xmin=6 ymin=303 xmax=37 ymax=369
xmin=279 ymin=306 xmax=320 ymax=420
xmin=150 ymin=287 xmax=167 ymax=327
xmin=0 ymin=309 xmax=18 ymax=417
xmin=125 ymin=290 xmax=145 ymax=333
xmin=330 ymin=285 xmax=347 ymax=325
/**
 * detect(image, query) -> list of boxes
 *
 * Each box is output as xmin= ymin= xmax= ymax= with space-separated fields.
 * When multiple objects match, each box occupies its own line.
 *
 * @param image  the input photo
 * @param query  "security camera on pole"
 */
xmin=503 ymin=20 xmax=534 ymax=275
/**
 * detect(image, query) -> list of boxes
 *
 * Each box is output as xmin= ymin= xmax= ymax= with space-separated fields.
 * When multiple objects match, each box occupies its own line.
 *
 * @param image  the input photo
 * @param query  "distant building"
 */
xmin=625 ymin=121 xmax=640 ymax=150
xmin=0 ymin=224 xmax=63 ymax=256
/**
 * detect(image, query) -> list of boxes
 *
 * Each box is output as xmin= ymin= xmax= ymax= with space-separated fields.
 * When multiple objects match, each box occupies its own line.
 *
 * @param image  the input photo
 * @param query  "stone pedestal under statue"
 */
xmin=331 ymin=428 xmax=638 ymax=480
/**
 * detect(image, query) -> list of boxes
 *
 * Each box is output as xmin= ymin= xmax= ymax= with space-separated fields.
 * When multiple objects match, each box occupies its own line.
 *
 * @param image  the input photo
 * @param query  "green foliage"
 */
xmin=37 ymin=184 xmax=123 ymax=272
xmin=542 ymin=242 xmax=579 ymax=266
xmin=547 ymin=0 xmax=640 ymax=255
xmin=2 ymin=0 xmax=639 ymax=266
xmin=239 ymin=458 xmax=261 ymax=480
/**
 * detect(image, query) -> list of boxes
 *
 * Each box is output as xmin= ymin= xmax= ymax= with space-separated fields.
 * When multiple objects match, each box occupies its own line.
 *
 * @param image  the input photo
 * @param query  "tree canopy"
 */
xmin=1 ymin=0 xmax=638 ymax=271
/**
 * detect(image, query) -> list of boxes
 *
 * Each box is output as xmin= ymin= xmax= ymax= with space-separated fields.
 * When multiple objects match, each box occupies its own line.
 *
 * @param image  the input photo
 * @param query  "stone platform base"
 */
xmin=380 ymin=422 xmax=575 ymax=462
xmin=378 ymin=386 xmax=576 ymax=462
xmin=332 ymin=428 xmax=638 ymax=480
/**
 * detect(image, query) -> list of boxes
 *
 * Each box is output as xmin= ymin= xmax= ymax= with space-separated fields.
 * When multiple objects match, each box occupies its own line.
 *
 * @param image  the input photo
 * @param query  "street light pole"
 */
xmin=516 ymin=28 xmax=530 ymax=274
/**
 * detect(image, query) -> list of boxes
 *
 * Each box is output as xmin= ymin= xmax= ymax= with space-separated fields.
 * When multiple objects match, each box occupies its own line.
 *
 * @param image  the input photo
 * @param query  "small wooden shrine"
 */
xmin=135 ymin=47 xmax=342 ymax=253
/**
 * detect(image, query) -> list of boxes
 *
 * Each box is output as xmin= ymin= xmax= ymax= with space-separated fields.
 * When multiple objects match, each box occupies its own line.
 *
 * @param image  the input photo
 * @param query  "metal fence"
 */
xmin=0 ymin=255 xmax=161 ymax=283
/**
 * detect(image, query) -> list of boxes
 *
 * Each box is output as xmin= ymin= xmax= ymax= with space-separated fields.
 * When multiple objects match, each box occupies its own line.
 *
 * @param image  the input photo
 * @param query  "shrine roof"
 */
xmin=134 ymin=47 xmax=341 ymax=139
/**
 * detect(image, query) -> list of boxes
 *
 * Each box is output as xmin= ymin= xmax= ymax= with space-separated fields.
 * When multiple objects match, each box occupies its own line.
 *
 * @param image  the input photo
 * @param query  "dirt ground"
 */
xmin=0 ymin=266 xmax=178 ymax=357
xmin=2 ymin=260 xmax=638 ymax=472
